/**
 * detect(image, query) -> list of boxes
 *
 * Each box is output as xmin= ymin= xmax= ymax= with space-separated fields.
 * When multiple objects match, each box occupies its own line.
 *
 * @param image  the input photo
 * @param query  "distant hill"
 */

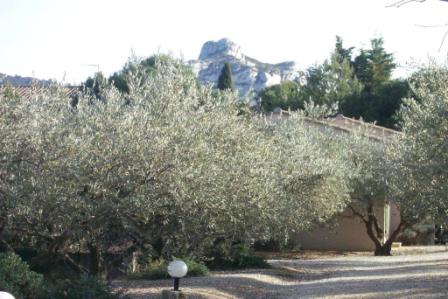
xmin=0 ymin=73 xmax=53 ymax=86
xmin=189 ymin=38 xmax=299 ymax=97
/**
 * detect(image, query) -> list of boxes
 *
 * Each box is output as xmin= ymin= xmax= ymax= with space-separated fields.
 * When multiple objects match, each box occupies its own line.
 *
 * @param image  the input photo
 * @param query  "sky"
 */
xmin=1 ymin=0 xmax=448 ymax=85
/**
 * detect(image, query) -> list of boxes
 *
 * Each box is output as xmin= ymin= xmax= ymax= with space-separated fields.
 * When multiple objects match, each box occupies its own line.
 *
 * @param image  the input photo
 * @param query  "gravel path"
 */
xmin=113 ymin=247 xmax=448 ymax=298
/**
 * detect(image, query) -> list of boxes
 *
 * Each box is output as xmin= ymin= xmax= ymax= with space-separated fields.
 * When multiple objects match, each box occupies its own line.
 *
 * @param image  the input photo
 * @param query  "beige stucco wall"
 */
xmin=388 ymin=203 xmax=434 ymax=245
xmin=296 ymin=203 xmax=386 ymax=251
xmin=389 ymin=202 xmax=401 ymax=236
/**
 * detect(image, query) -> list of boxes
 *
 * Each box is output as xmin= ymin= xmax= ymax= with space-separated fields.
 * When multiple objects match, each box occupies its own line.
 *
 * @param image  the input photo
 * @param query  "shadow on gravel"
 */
xmin=114 ymin=252 xmax=448 ymax=299
xmin=271 ymin=258 xmax=448 ymax=278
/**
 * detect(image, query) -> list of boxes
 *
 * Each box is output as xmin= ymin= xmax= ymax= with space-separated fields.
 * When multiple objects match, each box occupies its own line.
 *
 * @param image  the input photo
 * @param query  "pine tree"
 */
xmin=353 ymin=38 xmax=396 ymax=93
xmin=367 ymin=38 xmax=396 ymax=92
xmin=217 ymin=62 xmax=233 ymax=91
xmin=353 ymin=50 xmax=372 ymax=88
xmin=334 ymin=36 xmax=354 ymax=65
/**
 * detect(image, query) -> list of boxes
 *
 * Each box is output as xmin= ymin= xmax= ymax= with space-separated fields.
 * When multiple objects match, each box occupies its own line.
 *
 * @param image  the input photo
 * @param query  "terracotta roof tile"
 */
xmin=266 ymin=110 xmax=400 ymax=140
xmin=0 ymin=85 xmax=80 ymax=100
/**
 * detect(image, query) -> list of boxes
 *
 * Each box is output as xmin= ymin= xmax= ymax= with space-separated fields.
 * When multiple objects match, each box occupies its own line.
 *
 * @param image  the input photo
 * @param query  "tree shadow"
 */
xmin=113 ymin=253 xmax=448 ymax=298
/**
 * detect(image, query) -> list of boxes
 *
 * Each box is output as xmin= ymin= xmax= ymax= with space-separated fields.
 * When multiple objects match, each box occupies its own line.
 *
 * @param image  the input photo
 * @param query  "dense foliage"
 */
xmin=261 ymin=36 xmax=410 ymax=128
xmin=1 ymin=50 xmax=446 ymax=273
xmin=338 ymin=130 xmax=400 ymax=255
xmin=259 ymin=81 xmax=301 ymax=111
xmin=0 ymin=253 xmax=46 ymax=298
xmin=335 ymin=64 xmax=448 ymax=255
xmin=394 ymin=64 xmax=448 ymax=222
xmin=83 ymin=54 xmax=188 ymax=97
xmin=0 ymin=56 xmax=350 ymax=280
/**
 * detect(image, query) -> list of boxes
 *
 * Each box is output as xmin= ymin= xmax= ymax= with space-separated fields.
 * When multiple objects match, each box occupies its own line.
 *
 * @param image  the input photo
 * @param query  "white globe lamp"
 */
xmin=0 ymin=292 xmax=15 ymax=299
xmin=167 ymin=260 xmax=188 ymax=291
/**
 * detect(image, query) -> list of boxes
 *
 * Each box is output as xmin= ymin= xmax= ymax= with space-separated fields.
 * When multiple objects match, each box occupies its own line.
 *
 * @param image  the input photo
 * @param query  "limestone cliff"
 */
xmin=189 ymin=38 xmax=299 ymax=97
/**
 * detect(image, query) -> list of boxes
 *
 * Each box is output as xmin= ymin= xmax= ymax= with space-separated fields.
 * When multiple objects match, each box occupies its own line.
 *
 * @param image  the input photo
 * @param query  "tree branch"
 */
xmin=348 ymin=204 xmax=368 ymax=224
xmin=368 ymin=204 xmax=384 ymax=239
xmin=365 ymin=216 xmax=383 ymax=249
xmin=387 ymin=0 xmax=448 ymax=8
xmin=438 ymin=29 xmax=448 ymax=51
xmin=387 ymin=0 xmax=425 ymax=8
xmin=371 ymin=213 xmax=384 ymax=239
xmin=384 ymin=219 xmax=409 ymax=247
xmin=64 ymin=253 xmax=90 ymax=274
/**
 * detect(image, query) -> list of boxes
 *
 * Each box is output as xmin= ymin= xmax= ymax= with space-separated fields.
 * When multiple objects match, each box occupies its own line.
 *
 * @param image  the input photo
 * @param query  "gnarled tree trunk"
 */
xmin=87 ymin=243 xmax=104 ymax=277
xmin=371 ymin=220 xmax=407 ymax=256
xmin=349 ymin=203 xmax=408 ymax=256
xmin=0 ymin=215 xmax=5 ymax=240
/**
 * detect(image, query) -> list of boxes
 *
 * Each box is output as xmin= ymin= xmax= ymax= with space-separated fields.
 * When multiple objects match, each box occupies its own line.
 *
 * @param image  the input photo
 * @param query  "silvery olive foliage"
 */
xmin=343 ymin=134 xmax=390 ymax=206
xmin=0 ymin=92 xmax=30 ymax=244
xmin=393 ymin=64 xmax=448 ymax=222
xmin=337 ymin=63 xmax=448 ymax=255
xmin=338 ymin=129 xmax=399 ymax=255
xmin=335 ymin=119 xmax=436 ymax=255
xmin=268 ymin=115 xmax=351 ymax=231
xmin=0 ymin=56 xmax=350 ymax=273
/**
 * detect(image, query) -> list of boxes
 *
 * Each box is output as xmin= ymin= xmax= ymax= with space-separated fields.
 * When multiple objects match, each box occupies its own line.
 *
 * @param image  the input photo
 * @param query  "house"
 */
xmin=267 ymin=110 xmax=434 ymax=251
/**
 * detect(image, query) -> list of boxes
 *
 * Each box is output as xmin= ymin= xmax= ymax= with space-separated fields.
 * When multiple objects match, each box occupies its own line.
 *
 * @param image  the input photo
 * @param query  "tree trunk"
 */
xmin=374 ymin=220 xmax=407 ymax=256
xmin=374 ymin=243 xmax=393 ymax=256
xmin=0 ymin=216 xmax=5 ymax=240
xmin=371 ymin=220 xmax=407 ymax=256
xmin=87 ymin=243 xmax=103 ymax=277
xmin=349 ymin=204 xmax=407 ymax=256
xmin=363 ymin=213 xmax=388 ymax=255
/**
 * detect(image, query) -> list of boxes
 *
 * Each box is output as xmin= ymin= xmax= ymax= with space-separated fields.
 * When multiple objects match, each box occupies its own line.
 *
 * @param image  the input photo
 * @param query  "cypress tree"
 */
xmin=217 ymin=62 xmax=233 ymax=91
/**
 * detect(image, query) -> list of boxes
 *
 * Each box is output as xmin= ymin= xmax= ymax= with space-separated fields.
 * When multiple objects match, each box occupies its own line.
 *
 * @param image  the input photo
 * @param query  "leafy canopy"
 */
xmin=0 ymin=56 xmax=350 ymax=274
xmin=394 ymin=63 xmax=448 ymax=222
xmin=261 ymin=36 xmax=409 ymax=129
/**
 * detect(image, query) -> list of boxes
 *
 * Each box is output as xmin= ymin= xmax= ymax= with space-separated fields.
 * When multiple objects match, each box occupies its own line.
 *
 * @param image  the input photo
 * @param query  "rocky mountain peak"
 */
xmin=190 ymin=39 xmax=299 ymax=97
xmin=199 ymin=38 xmax=244 ymax=60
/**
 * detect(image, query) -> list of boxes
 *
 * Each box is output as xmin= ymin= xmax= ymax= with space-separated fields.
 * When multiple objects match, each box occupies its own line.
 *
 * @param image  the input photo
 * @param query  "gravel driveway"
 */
xmin=113 ymin=247 xmax=448 ymax=298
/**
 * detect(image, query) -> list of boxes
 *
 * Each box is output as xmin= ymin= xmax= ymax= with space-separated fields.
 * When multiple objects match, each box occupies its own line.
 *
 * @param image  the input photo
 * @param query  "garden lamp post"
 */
xmin=0 ymin=292 xmax=15 ymax=299
xmin=167 ymin=260 xmax=188 ymax=291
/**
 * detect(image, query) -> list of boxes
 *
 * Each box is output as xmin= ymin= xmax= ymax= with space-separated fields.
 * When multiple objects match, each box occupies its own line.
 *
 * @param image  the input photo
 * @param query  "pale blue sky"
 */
xmin=1 ymin=0 xmax=448 ymax=84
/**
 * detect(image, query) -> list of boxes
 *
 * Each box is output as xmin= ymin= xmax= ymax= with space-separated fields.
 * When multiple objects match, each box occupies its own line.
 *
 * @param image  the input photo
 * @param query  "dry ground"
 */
xmin=112 ymin=246 xmax=448 ymax=299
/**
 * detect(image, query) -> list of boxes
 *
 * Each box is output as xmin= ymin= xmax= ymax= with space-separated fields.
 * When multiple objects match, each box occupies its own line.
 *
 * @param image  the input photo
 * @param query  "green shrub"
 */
xmin=253 ymin=239 xmax=282 ymax=252
xmin=0 ymin=252 xmax=46 ymax=299
xmin=183 ymin=258 xmax=210 ymax=277
xmin=0 ymin=252 xmax=123 ymax=299
xmin=129 ymin=258 xmax=209 ymax=280
xmin=131 ymin=259 xmax=167 ymax=280
xmin=45 ymin=276 xmax=122 ymax=299
xmin=207 ymin=244 xmax=270 ymax=270
xmin=254 ymin=238 xmax=302 ymax=252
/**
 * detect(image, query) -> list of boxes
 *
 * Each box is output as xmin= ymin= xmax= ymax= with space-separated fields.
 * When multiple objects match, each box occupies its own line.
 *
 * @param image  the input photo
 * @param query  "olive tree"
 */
xmin=0 ymin=93 xmax=34 ymax=250
xmin=339 ymin=131 xmax=405 ymax=256
xmin=1 ymin=56 xmax=351 ymax=276
xmin=394 ymin=64 xmax=448 ymax=223
xmin=340 ymin=64 xmax=448 ymax=255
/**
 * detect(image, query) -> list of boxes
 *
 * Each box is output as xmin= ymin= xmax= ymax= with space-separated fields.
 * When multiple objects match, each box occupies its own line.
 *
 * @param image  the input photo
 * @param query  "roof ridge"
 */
xmin=338 ymin=115 xmax=398 ymax=133
xmin=267 ymin=109 xmax=401 ymax=139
